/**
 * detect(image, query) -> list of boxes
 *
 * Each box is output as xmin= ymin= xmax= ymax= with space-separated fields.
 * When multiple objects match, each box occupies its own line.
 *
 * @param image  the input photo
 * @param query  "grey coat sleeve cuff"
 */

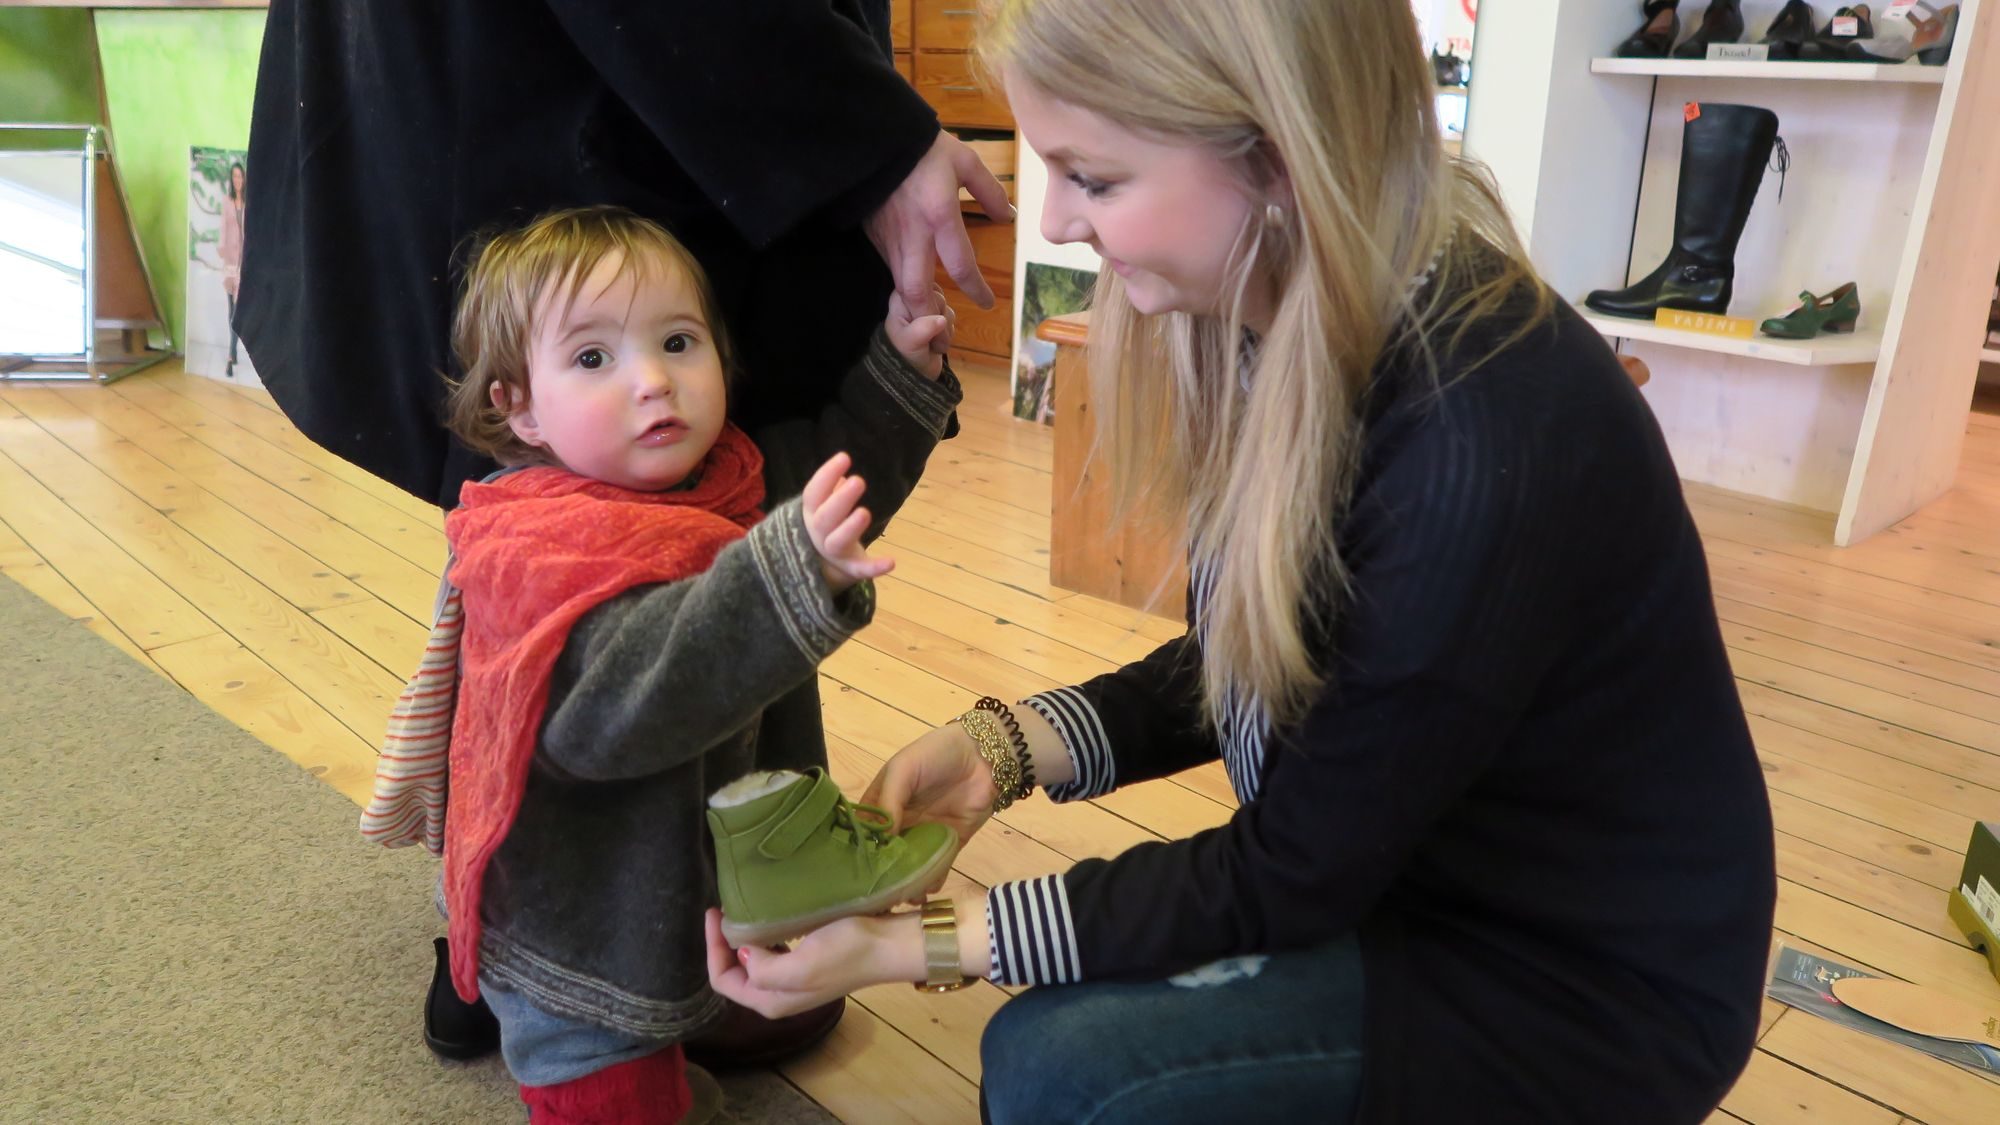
xmin=861 ymin=324 xmax=961 ymax=441
xmin=747 ymin=495 xmax=876 ymax=664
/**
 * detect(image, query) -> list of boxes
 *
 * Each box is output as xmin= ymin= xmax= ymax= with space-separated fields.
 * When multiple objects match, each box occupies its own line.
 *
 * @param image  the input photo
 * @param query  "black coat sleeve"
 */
xmin=751 ymin=326 xmax=961 ymax=534
xmin=542 ymin=0 xmax=940 ymax=247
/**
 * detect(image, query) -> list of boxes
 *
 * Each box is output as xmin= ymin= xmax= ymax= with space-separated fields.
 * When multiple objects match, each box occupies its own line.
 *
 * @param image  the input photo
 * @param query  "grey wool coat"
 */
xmin=460 ymin=330 xmax=959 ymax=1039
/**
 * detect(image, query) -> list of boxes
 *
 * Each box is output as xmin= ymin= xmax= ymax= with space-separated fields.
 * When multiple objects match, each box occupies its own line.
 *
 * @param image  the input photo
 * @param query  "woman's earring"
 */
xmin=1264 ymin=203 xmax=1286 ymax=227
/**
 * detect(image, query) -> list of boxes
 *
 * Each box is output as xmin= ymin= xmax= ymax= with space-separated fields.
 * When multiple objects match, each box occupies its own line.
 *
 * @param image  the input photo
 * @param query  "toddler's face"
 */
xmin=498 ymin=251 xmax=727 ymax=491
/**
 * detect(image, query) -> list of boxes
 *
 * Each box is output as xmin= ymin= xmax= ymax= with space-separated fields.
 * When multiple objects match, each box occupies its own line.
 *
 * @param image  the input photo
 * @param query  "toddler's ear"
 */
xmin=491 ymin=382 xmax=542 ymax=447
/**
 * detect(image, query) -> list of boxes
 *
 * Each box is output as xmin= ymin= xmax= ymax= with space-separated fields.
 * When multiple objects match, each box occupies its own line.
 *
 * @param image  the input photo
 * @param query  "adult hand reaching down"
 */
xmin=867 ymin=130 xmax=1015 ymax=316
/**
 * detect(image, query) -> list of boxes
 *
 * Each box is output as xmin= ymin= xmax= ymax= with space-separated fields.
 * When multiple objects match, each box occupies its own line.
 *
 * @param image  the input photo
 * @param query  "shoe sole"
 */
xmin=720 ymin=841 xmax=958 ymax=947
xmin=424 ymin=1030 xmax=500 ymax=1062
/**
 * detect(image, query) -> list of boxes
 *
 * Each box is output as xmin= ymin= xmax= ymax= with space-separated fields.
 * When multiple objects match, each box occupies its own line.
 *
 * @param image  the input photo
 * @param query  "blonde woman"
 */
xmin=706 ymin=2 xmax=1775 ymax=1121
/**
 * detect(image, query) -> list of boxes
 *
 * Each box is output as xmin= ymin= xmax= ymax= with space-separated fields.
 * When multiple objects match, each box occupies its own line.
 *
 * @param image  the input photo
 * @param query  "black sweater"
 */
xmin=988 ymin=299 xmax=1776 ymax=1124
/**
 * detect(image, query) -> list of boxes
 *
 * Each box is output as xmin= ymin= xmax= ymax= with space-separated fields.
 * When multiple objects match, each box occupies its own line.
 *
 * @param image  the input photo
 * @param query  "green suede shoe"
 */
xmin=708 ymin=768 xmax=958 ymax=946
xmin=1760 ymin=282 xmax=1860 ymax=339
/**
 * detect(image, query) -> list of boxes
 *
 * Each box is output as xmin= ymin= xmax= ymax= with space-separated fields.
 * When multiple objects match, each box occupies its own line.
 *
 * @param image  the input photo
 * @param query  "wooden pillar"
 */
xmin=1042 ymin=312 xmax=1188 ymax=620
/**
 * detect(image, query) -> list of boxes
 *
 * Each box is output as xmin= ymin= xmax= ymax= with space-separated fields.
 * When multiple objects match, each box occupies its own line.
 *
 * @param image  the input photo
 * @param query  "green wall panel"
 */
xmin=94 ymin=9 xmax=264 ymax=349
xmin=0 ymin=8 xmax=104 ymax=150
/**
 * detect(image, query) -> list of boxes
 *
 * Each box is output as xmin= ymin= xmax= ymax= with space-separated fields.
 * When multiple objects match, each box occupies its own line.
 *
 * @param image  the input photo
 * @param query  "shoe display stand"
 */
xmin=1466 ymin=0 xmax=2000 ymax=544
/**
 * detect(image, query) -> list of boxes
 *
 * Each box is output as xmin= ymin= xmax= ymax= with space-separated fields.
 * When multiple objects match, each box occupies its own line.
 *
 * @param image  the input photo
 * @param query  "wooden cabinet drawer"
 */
xmin=939 ymin=219 xmax=1014 ymax=359
xmin=946 ymin=292 xmax=1013 ymax=359
xmin=960 ymin=136 xmax=1016 ymax=208
xmin=895 ymin=50 xmax=913 ymax=84
xmin=913 ymin=51 xmax=1011 ymax=129
xmin=914 ymin=0 xmax=980 ymax=52
xmin=963 ymin=215 xmax=1013 ymax=287
xmin=891 ymin=0 xmax=913 ymax=51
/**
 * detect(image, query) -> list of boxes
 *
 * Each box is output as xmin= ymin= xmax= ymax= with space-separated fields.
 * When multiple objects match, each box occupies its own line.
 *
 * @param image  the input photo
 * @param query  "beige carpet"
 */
xmin=0 ymin=577 xmax=834 ymax=1124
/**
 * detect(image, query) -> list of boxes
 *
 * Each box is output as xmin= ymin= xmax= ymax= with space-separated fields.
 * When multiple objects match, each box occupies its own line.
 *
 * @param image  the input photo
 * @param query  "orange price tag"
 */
xmin=1684 ymin=102 xmax=1702 ymax=123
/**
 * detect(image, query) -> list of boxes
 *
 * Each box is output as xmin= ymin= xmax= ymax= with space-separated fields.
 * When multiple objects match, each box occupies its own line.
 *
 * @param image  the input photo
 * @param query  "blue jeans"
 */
xmin=480 ymin=977 xmax=662 ymax=1087
xmin=979 ymin=936 xmax=1366 ymax=1125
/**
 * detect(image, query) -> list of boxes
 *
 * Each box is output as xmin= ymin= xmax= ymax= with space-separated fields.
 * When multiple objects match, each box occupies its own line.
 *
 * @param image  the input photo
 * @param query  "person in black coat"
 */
xmin=237 ymin=0 xmax=1009 ymax=511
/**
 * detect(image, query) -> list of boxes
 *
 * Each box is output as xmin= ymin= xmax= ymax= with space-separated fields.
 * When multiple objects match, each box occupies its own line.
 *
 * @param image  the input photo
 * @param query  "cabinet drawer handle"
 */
xmin=942 ymin=85 xmax=980 ymax=92
xmin=944 ymin=8 xmax=976 ymax=15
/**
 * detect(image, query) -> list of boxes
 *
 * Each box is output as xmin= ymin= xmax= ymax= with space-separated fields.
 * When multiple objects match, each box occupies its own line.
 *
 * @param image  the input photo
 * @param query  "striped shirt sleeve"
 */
xmin=1023 ymin=688 xmax=1115 ymax=801
xmin=985 ymin=875 xmax=1083 ymax=985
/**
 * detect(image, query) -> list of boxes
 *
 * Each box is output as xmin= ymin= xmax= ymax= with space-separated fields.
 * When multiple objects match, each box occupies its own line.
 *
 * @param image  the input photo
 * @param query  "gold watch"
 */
xmin=914 ymin=899 xmax=975 ymax=992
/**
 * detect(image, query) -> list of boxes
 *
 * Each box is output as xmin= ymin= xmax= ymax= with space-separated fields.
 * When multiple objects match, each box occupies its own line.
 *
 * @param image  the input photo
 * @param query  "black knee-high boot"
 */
xmin=1585 ymin=103 xmax=1782 ymax=320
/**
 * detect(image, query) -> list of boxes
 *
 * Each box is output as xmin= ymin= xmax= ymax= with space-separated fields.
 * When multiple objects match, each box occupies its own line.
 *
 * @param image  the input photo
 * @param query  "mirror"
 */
xmin=0 ymin=123 xmax=166 ymax=383
xmin=0 ymin=145 xmax=89 ymax=359
xmin=1414 ymin=0 xmax=1478 ymax=154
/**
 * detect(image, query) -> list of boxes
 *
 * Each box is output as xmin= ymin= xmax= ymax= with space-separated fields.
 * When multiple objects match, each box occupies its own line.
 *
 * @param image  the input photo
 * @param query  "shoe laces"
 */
xmin=831 ymin=797 xmax=894 ymax=850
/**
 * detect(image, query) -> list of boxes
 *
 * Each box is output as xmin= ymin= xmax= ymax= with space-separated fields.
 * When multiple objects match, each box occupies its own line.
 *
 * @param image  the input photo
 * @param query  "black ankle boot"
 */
xmin=424 ymin=936 xmax=500 ymax=1061
xmin=1802 ymin=4 xmax=1876 ymax=60
xmin=1617 ymin=1 xmax=1681 ymax=58
xmin=1673 ymin=0 xmax=1745 ymax=58
xmin=1760 ymin=0 xmax=1817 ymax=60
xmin=1586 ymin=103 xmax=1782 ymax=320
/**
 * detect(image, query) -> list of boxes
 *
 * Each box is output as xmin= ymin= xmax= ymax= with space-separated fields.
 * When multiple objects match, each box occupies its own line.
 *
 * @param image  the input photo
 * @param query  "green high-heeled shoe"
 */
xmin=1760 ymin=282 xmax=1860 ymax=339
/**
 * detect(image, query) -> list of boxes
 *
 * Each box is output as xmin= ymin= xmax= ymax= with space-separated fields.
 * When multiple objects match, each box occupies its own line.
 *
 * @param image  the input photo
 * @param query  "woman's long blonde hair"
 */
xmin=981 ymin=0 xmax=1551 ymax=731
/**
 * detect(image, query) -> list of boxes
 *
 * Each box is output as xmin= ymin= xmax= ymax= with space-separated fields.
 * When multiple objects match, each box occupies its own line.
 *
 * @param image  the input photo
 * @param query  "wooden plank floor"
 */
xmin=3 ymin=358 xmax=1998 ymax=1123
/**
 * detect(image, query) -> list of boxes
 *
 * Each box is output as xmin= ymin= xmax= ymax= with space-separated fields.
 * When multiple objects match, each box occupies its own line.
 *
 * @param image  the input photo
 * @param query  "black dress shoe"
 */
xmin=1800 ymin=4 xmax=1875 ymax=60
xmin=1617 ymin=1 xmax=1681 ymax=58
xmin=424 ymin=937 xmax=501 ymax=1061
xmin=1760 ymin=0 xmax=1817 ymax=59
xmin=686 ymin=997 xmax=847 ymax=1071
xmin=1673 ymin=0 xmax=1745 ymax=58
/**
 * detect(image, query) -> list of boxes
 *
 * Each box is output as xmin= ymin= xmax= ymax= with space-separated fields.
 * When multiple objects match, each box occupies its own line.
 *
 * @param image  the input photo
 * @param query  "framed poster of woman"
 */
xmin=187 ymin=146 xmax=258 ymax=386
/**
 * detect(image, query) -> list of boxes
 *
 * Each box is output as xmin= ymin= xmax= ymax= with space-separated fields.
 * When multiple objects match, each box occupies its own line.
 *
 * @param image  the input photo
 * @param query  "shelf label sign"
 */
xmin=1708 ymin=43 xmax=1771 ymax=62
xmin=1655 ymin=309 xmax=1756 ymax=338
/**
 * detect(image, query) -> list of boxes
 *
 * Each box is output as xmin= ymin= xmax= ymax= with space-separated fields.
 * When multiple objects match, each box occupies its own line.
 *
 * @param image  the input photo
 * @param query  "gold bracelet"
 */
xmin=914 ymin=899 xmax=974 ymax=992
xmin=959 ymin=707 xmax=1023 ymax=812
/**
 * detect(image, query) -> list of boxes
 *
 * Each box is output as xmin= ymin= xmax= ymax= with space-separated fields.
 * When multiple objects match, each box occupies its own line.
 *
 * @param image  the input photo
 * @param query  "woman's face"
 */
xmin=231 ymin=166 xmax=245 ymax=192
xmin=1006 ymin=69 xmax=1270 ymax=326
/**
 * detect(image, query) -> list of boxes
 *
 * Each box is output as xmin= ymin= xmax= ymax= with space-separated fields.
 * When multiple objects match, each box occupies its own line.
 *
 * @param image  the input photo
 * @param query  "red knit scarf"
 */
xmin=442 ymin=423 xmax=765 ymax=1001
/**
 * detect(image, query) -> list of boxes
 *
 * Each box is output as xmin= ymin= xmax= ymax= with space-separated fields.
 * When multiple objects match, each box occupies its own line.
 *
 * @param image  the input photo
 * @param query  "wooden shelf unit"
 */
xmin=893 ymin=0 xmax=1017 ymax=364
xmin=1581 ymin=315 xmax=1884 ymax=367
xmin=1589 ymin=56 xmax=1948 ymax=83
xmin=1469 ymin=0 xmax=2000 ymax=545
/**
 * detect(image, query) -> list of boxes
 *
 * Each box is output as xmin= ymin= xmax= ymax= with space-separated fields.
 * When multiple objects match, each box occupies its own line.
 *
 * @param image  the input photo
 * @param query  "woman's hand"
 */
xmin=863 ymin=721 xmax=999 ymax=846
xmin=704 ymin=908 xmax=920 ymax=1019
xmin=802 ymin=453 xmax=892 ymax=592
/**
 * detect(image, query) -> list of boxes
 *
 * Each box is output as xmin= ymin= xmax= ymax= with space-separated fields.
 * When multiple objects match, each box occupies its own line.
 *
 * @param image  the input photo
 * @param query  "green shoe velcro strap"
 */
xmin=758 ymin=774 xmax=843 ymax=860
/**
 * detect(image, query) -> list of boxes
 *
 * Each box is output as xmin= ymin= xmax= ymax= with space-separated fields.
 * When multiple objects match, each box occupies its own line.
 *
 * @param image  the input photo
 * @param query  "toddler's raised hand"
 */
xmin=803 ymin=453 xmax=893 ymax=592
xmin=886 ymin=287 xmax=954 ymax=380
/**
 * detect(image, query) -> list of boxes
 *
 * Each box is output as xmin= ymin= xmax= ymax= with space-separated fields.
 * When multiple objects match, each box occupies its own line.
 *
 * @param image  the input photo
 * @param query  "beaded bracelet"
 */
xmin=958 ymin=708 xmax=1023 ymax=812
xmin=974 ymin=697 xmax=1036 ymax=797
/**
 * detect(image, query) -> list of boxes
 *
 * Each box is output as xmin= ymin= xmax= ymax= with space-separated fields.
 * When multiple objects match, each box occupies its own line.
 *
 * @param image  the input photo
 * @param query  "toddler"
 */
xmin=362 ymin=205 xmax=961 ymax=1123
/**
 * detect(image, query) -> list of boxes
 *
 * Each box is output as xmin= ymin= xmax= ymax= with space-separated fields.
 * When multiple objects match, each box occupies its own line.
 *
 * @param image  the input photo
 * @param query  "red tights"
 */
xmin=517 ymin=1045 xmax=691 ymax=1124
